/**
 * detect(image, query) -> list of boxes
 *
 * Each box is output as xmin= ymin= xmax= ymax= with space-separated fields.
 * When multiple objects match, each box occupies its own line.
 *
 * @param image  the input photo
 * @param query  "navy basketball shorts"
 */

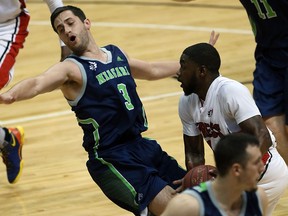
xmin=86 ymin=137 xmax=186 ymax=215
xmin=253 ymin=58 xmax=288 ymax=124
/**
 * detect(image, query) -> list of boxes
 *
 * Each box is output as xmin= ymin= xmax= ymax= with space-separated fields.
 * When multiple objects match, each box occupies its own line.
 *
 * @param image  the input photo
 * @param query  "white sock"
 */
xmin=0 ymin=127 xmax=6 ymax=149
xmin=140 ymin=208 xmax=148 ymax=216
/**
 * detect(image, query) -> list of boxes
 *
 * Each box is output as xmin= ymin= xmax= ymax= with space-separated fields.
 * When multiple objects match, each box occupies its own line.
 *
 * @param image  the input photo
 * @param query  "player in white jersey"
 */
xmin=177 ymin=43 xmax=288 ymax=216
xmin=0 ymin=0 xmax=70 ymax=184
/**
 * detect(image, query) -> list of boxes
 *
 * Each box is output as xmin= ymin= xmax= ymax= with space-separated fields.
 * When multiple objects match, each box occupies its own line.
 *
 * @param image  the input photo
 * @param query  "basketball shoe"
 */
xmin=1 ymin=126 xmax=24 ymax=184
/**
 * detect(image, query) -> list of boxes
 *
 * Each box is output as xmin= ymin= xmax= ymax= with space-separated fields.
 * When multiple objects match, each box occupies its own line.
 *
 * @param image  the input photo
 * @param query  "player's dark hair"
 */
xmin=50 ymin=5 xmax=86 ymax=33
xmin=214 ymin=133 xmax=260 ymax=176
xmin=183 ymin=43 xmax=221 ymax=72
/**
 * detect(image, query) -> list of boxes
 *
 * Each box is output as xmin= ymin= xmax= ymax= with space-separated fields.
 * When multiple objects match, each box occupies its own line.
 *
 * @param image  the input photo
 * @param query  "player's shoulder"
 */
xmin=216 ymin=76 xmax=243 ymax=88
xmin=162 ymin=193 xmax=200 ymax=216
xmin=103 ymin=44 xmax=123 ymax=53
xmin=215 ymin=76 xmax=249 ymax=95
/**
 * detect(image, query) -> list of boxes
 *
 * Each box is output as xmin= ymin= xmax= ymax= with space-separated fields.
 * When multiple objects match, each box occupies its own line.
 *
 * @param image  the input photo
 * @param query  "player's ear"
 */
xmin=84 ymin=18 xmax=91 ymax=29
xmin=199 ymin=65 xmax=207 ymax=76
xmin=232 ymin=163 xmax=241 ymax=177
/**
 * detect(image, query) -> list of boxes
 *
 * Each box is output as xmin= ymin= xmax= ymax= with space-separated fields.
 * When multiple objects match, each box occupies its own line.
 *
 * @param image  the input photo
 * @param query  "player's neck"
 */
xmin=212 ymin=179 xmax=243 ymax=215
xmin=82 ymin=46 xmax=108 ymax=62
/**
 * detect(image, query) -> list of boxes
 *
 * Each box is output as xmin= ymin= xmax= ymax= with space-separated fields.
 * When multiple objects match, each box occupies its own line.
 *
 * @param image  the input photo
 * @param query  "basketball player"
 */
xmin=177 ymin=43 xmax=288 ymax=216
xmin=162 ymin=133 xmax=268 ymax=216
xmin=239 ymin=0 xmax=288 ymax=167
xmin=0 ymin=0 xmax=70 ymax=184
xmin=0 ymin=5 xmax=223 ymax=215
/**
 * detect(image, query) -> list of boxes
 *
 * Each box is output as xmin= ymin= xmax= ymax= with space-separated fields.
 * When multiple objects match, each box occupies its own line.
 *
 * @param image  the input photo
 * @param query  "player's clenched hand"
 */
xmin=0 ymin=93 xmax=15 ymax=104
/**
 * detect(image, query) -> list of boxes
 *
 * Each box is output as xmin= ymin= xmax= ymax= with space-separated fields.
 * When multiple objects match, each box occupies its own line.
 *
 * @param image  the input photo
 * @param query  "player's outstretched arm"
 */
xmin=0 ymin=62 xmax=71 ymax=104
xmin=0 ymin=77 xmax=40 ymax=104
xmin=128 ymin=58 xmax=180 ymax=80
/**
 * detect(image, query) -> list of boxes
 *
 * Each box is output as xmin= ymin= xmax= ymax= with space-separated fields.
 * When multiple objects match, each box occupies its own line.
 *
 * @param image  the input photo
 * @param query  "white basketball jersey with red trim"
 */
xmin=179 ymin=76 xmax=261 ymax=149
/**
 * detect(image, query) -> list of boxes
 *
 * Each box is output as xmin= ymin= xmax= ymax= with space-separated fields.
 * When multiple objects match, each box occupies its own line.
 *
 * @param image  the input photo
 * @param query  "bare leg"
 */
xmin=264 ymin=115 xmax=288 ymax=166
xmin=148 ymin=185 xmax=176 ymax=216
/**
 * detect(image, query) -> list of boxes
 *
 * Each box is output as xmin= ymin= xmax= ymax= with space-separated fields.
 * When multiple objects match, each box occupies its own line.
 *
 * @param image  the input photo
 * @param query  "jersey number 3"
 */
xmin=118 ymin=83 xmax=134 ymax=110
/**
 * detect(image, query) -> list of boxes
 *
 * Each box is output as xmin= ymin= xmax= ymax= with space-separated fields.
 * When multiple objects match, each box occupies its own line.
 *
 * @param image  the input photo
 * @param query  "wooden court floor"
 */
xmin=0 ymin=0 xmax=287 ymax=215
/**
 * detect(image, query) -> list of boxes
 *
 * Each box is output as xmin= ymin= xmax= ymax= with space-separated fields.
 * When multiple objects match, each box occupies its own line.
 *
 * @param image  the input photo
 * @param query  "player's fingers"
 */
xmin=209 ymin=31 xmax=220 ymax=46
xmin=172 ymin=178 xmax=184 ymax=193
xmin=174 ymin=184 xmax=184 ymax=193
xmin=173 ymin=178 xmax=183 ymax=186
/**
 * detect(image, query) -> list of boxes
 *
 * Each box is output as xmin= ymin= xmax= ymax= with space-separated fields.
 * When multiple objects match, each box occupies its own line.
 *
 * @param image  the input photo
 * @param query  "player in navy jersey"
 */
xmin=161 ymin=133 xmax=268 ymax=216
xmin=0 ymin=5 xmax=219 ymax=216
xmin=239 ymin=0 xmax=288 ymax=167
xmin=66 ymin=46 xmax=149 ymax=152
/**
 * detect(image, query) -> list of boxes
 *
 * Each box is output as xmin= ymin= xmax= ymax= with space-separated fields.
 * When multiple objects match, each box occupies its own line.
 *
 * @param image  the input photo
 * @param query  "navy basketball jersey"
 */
xmin=183 ymin=181 xmax=263 ymax=216
xmin=65 ymin=45 xmax=148 ymax=156
xmin=239 ymin=0 xmax=288 ymax=48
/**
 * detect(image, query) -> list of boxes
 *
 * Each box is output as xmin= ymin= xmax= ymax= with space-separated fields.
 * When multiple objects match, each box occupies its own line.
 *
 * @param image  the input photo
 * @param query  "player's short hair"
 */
xmin=214 ymin=133 xmax=260 ymax=176
xmin=50 ymin=5 xmax=86 ymax=33
xmin=183 ymin=43 xmax=221 ymax=72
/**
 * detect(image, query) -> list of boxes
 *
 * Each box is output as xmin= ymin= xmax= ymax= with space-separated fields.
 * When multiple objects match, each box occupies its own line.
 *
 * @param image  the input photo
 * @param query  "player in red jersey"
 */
xmin=0 ymin=0 xmax=70 ymax=184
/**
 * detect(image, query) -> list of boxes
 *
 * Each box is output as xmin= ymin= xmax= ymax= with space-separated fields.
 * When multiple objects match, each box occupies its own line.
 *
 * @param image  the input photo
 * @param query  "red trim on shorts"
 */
xmin=0 ymin=10 xmax=30 ymax=89
xmin=262 ymin=151 xmax=271 ymax=164
xmin=258 ymin=150 xmax=272 ymax=181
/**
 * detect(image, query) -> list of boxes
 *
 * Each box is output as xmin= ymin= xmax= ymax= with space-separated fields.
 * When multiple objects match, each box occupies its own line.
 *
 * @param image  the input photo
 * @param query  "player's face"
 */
xmin=53 ymin=10 xmax=90 ymax=55
xmin=177 ymin=54 xmax=200 ymax=95
xmin=240 ymin=145 xmax=264 ymax=192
